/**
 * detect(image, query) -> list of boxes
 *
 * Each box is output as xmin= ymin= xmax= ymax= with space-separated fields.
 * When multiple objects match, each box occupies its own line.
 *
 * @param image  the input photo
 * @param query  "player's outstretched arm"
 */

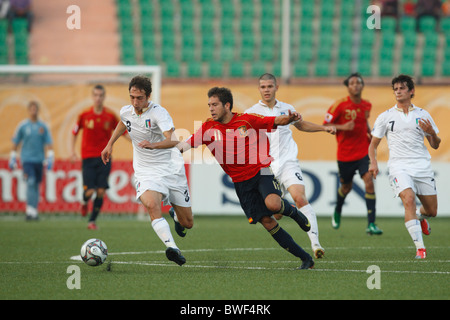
xmin=294 ymin=120 xmax=336 ymax=135
xmin=101 ymin=121 xmax=126 ymax=164
xmin=274 ymin=110 xmax=301 ymax=126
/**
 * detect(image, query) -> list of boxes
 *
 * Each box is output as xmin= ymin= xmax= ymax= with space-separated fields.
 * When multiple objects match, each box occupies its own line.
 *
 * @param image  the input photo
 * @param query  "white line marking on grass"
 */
xmin=68 ymin=247 xmax=450 ymax=275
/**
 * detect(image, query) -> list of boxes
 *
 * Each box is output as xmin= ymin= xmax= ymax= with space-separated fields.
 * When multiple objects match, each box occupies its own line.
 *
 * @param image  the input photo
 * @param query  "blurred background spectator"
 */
xmin=7 ymin=0 xmax=32 ymax=31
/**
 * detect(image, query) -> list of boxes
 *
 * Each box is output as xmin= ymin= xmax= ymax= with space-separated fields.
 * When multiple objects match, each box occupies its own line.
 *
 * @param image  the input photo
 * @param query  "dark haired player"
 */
xmin=369 ymin=75 xmax=440 ymax=259
xmin=323 ymin=73 xmax=382 ymax=235
xmin=148 ymin=86 xmax=314 ymax=269
xmin=101 ymin=76 xmax=194 ymax=266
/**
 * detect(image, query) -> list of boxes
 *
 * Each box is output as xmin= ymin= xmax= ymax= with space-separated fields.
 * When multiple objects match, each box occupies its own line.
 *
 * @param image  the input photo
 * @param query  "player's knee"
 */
xmin=181 ymin=217 xmax=194 ymax=229
xmin=266 ymin=201 xmax=282 ymax=213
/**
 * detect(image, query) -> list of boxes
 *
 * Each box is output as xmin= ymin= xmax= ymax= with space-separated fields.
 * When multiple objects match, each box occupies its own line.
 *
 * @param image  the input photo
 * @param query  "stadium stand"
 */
xmin=116 ymin=0 xmax=450 ymax=79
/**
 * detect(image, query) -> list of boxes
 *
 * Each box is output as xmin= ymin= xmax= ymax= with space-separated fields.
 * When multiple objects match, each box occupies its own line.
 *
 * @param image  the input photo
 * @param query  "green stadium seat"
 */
xmin=338 ymin=47 xmax=352 ymax=62
xmin=187 ymin=62 xmax=203 ymax=77
xmin=424 ymin=32 xmax=438 ymax=47
xmin=300 ymin=1 xmax=315 ymax=18
xmin=293 ymin=62 xmax=309 ymax=77
xmin=381 ymin=32 xmax=396 ymax=48
xmin=441 ymin=18 xmax=450 ymax=33
xmin=360 ymin=30 xmax=375 ymax=46
xmin=442 ymin=59 xmax=450 ymax=76
xmin=317 ymin=46 xmax=332 ymax=61
xmin=166 ymin=61 xmax=181 ymax=77
xmin=296 ymin=45 xmax=313 ymax=62
xmin=320 ymin=18 xmax=333 ymax=34
xmin=230 ymin=62 xmax=245 ymax=77
xmin=399 ymin=59 xmax=414 ymax=75
xmin=422 ymin=59 xmax=436 ymax=77
xmin=379 ymin=45 xmax=394 ymax=61
xmin=315 ymin=59 xmax=330 ymax=76
xmin=358 ymin=59 xmax=372 ymax=76
xmin=403 ymin=31 xmax=417 ymax=49
xmin=209 ymin=62 xmax=224 ymax=77
xmin=251 ymin=61 xmax=266 ymax=77
xmin=340 ymin=0 xmax=355 ymax=17
xmin=220 ymin=46 xmax=235 ymax=61
xmin=399 ymin=16 xmax=416 ymax=33
xmin=378 ymin=58 xmax=393 ymax=77
xmin=299 ymin=17 xmax=313 ymax=34
xmin=336 ymin=60 xmax=352 ymax=77
xmin=339 ymin=30 xmax=353 ymax=47
xmin=201 ymin=46 xmax=215 ymax=62
xmin=381 ymin=16 xmax=397 ymax=33
xmin=401 ymin=47 xmax=415 ymax=62
xmin=320 ymin=1 xmax=335 ymax=18
xmin=422 ymin=46 xmax=437 ymax=61
xmin=418 ymin=16 xmax=437 ymax=33
xmin=240 ymin=46 xmax=254 ymax=61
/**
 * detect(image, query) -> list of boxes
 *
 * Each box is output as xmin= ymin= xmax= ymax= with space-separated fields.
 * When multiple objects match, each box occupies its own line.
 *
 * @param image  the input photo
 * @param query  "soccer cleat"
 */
xmin=297 ymin=257 xmax=315 ymax=270
xmin=165 ymin=247 xmax=186 ymax=266
xmin=313 ymin=246 xmax=325 ymax=259
xmin=420 ymin=219 xmax=431 ymax=236
xmin=331 ymin=211 xmax=341 ymax=229
xmin=366 ymin=223 xmax=383 ymax=235
xmin=295 ymin=210 xmax=311 ymax=232
xmin=81 ymin=203 xmax=88 ymax=217
xmin=169 ymin=207 xmax=187 ymax=237
xmin=415 ymin=248 xmax=427 ymax=259
xmin=87 ymin=222 xmax=98 ymax=230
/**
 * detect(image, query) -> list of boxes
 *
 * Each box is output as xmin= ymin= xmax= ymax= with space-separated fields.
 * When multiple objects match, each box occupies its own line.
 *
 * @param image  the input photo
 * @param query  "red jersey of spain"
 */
xmin=323 ymin=96 xmax=371 ymax=162
xmin=72 ymin=106 xmax=120 ymax=159
xmin=187 ymin=113 xmax=277 ymax=182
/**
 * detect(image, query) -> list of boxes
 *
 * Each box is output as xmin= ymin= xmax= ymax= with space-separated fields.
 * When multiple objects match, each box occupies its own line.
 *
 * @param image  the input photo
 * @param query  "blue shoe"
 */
xmin=169 ymin=207 xmax=187 ymax=238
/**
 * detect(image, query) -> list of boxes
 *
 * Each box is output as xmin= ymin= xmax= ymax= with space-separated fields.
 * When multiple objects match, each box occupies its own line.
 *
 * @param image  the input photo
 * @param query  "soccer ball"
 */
xmin=80 ymin=238 xmax=108 ymax=266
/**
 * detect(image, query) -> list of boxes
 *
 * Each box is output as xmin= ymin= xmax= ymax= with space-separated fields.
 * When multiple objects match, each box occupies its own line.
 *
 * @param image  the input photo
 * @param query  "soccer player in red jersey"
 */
xmin=323 ymin=73 xmax=382 ymax=235
xmin=147 ymin=87 xmax=315 ymax=269
xmin=71 ymin=85 xmax=124 ymax=229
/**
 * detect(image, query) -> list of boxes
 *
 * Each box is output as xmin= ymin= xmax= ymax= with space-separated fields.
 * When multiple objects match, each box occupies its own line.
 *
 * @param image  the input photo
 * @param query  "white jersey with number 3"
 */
xmin=120 ymin=101 xmax=184 ymax=180
xmin=371 ymin=104 xmax=439 ymax=176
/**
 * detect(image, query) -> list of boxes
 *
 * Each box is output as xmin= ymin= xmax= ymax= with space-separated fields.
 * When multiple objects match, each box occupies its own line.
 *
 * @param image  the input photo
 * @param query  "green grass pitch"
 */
xmin=0 ymin=215 xmax=449 ymax=301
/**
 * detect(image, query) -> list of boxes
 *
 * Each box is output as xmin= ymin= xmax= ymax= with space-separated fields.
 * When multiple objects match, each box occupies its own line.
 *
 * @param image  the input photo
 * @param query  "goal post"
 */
xmin=0 ymin=65 xmax=162 ymax=103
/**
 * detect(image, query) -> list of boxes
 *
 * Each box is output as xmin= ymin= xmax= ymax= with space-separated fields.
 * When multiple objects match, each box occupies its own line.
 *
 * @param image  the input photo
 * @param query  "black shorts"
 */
xmin=234 ymin=167 xmax=282 ymax=224
xmin=337 ymin=155 xmax=370 ymax=185
xmin=82 ymin=157 xmax=111 ymax=190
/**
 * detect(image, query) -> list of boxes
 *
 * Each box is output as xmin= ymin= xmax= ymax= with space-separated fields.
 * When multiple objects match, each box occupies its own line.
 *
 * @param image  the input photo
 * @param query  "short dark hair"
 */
xmin=207 ymin=87 xmax=234 ymax=111
xmin=391 ymin=74 xmax=415 ymax=98
xmin=343 ymin=72 xmax=364 ymax=87
xmin=93 ymin=84 xmax=105 ymax=94
xmin=259 ymin=73 xmax=277 ymax=84
xmin=129 ymin=75 xmax=152 ymax=97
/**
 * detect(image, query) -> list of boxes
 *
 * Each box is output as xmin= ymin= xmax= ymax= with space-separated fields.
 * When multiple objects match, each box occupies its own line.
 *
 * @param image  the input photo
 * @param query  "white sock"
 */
xmin=416 ymin=207 xmax=424 ymax=221
xmin=299 ymin=204 xmax=321 ymax=248
xmin=151 ymin=218 xmax=178 ymax=249
xmin=405 ymin=219 xmax=425 ymax=250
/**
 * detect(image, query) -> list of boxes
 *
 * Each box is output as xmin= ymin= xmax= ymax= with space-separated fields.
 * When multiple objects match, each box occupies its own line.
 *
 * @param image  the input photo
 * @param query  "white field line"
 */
xmin=65 ymin=247 xmax=450 ymax=275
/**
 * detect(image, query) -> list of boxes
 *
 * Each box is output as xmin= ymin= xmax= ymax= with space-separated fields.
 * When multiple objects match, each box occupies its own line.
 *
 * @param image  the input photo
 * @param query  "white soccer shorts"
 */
xmin=274 ymin=160 xmax=305 ymax=196
xmin=389 ymin=170 xmax=437 ymax=198
xmin=135 ymin=170 xmax=191 ymax=207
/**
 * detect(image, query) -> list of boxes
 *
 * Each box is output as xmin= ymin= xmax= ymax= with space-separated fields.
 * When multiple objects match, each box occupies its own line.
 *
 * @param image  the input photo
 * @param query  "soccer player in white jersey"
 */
xmin=101 ymin=76 xmax=194 ymax=266
xmin=245 ymin=73 xmax=336 ymax=259
xmin=369 ymin=75 xmax=441 ymax=259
